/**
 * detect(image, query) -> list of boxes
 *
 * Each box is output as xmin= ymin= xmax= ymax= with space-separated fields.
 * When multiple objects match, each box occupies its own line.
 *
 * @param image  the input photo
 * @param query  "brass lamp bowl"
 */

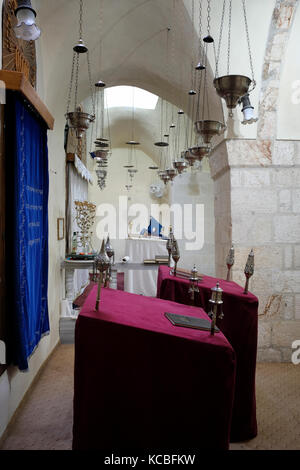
xmin=160 ymin=171 xmax=170 ymax=184
xmin=213 ymin=75 xmax=252 ymax=109
xmin=166 ymin=168 xmax=177 ymax=181
xmin=184 ymin=150 xmax=198 ymax=167
xmin=189 ymin=145 xmax=211 ymax=160
xmin=173 ymin=160 xmax=187 ymax=174
xmin=66 ymin=111 xmax=95 ymax=139
xmin=94 ymin=150 xmax=109 ymax=160
xmin=194 ymin=120 xmax=226 ymax=144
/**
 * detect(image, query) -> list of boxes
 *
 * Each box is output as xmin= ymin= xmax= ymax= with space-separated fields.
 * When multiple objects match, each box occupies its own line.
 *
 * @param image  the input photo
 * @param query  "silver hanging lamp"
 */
xmin=213 ymin=0 xmax=257 ymax=118
xmin=194 ymin=0 xmax=226 ymax=146
xmin=65 ymin=0 xmax=95 ymax=140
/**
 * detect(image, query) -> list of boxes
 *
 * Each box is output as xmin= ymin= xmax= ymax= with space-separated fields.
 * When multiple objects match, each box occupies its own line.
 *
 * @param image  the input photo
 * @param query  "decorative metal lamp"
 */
xmin=94 ymin=149 xmax=109 ymax=160
xmin=171 ymin=238 xmax=180 ymax=277
xmin=166 ymin=226 xmax=175 ymax=267
xmin=95 ymin=239 xmax=111 ymax=311
xmin=194 ymin=120 xmax=226 ymax=144
xmin=173 ymin=159 xmax=187 ymax=174
xmin=226 ymin=245 xmax=235 ymax=281
xmin=244 ymin=249 xmax=254 ymax=295
xmin=208 ymin=282 xmax=224 ymax=335
xmin=14 ymin=0 xmax=41 ymax=41
xmin=213 ymin=0 xmax=256 ymax=118
xmin=184 ymin=149 xmax=198 ymax=167
xmin=213 ymin=75 xmax=253 ymax=113
xmin=166 ymin=167 xmax=177 ymax=181
xmin=65 ymin=0 xmax=95 ymax=140
xmin=188 ymin=265 xmax=201 ymax=304
xmin=189 ymin=145 xmax=211 ymax=160
xmin=160 ymin=171 xmax=170 ymax=185
xmin=104 ymin=235 xmax=115 ymax=287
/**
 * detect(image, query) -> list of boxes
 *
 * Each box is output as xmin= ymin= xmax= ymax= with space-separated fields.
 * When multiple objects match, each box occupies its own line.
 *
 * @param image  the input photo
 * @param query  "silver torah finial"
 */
xmin=171 ymin=238 xmax=180 ymax=277
xmin=166 ymin=225 xmax=175 ymax=267
xmin=208 ymin=282 xmax=224 ymax=335
xmin=95 ymin=239 xmax=111 ymax=311
xmin=104 ymin=235 xmax=115 ymax=287
xmin=244 ymin=249 xmax=254 ymax=295
xmin=188 ymin=265 xmax=200 ymax=304
xmin=226 ymin=245 xmax=235 ymax=281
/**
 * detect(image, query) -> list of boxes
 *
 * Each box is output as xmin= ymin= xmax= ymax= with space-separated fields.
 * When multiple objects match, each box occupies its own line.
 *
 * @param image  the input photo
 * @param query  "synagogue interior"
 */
xmin=0 ymin=0 xmax=299 ymax=453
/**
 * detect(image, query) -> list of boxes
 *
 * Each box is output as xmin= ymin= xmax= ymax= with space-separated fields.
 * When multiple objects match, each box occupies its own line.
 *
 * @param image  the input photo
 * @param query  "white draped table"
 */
xmin=123 ymin=237 xmax=167 ymax=297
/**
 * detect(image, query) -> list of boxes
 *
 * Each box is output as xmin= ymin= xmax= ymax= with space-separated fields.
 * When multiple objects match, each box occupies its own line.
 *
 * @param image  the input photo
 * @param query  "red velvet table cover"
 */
xmin=157 ymin=265 xmax=258 ymax=442
xmin=73 ymin=286 xmax=236 ymax=450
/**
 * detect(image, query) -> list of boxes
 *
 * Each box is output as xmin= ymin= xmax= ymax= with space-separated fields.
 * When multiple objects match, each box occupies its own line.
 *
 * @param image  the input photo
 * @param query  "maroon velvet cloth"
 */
xmin=157 ymin=265 xmax=258 ymax=442
xmin=73 ymin=286 xmax=236 ymax=450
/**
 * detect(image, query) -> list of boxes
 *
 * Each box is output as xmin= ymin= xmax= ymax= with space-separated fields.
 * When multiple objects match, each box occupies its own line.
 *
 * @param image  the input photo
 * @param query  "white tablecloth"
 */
xmin=123 ymin=237 xmax=167 ymax=296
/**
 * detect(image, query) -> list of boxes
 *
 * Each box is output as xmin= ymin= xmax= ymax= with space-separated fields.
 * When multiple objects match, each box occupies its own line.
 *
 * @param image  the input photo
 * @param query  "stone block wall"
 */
xmin=210 ymin=138 xmax=300 ymax=362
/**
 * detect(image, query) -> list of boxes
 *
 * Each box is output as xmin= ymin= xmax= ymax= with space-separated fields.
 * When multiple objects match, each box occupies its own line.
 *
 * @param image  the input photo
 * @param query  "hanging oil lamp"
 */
xmin=173 ymin=159 xmax=187 ymax=174
xmin=166 ymin=167 xmax=177 ymax=181
xmin=95 ymin=239 xmax=111 ymax=311
xmin=65 ymin=0 xmax=95 ymax=139
xmin=213 ymin=0 xmax=256 ymax=118
xmin=160 ymin=171 xmax=170 ymax=185
xmin=184 ymin=149 xmax=198 ymax=167
xmin=189 ymin=145 xmax=211 ymax=160
xmin=194 ymin=0 xmax=225 ymax=145
xmin=194 ymin=120 xmax=226 ymax=144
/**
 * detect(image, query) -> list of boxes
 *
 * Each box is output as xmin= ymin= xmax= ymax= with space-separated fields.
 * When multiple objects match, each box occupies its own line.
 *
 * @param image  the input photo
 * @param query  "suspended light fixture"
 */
xmin=173 ymin=159 xmax=188 ymax=174
xmin=65 ymin=0 xmax=95 ymax=140
xmin=124 ymin=88 xmax=139 ymax=183
xmin=239 ymin=93 xmax=258 ymax=125
xmin=202 ymin=0 xmax=214 ymax=44
xmin=213 ymin=0 xmax=256 ymax=118
xmin=14 ymin=0 xmax=41 ymax=41
xmin=194 ymin=0 xmax=226 ymax=147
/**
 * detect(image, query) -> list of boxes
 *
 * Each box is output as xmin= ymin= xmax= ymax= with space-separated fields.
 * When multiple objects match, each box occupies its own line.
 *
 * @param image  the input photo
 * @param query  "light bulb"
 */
xmin=14 ymin=3 xmax=41 ymax=41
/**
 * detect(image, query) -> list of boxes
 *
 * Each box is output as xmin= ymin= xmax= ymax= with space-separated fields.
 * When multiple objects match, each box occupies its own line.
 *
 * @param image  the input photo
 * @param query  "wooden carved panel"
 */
xmin=2 ymin=0 xmax=37 ymax=88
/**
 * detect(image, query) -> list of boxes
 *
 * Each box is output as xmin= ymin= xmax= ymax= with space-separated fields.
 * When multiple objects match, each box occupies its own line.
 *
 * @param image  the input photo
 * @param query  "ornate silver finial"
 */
xmin=226 ymin=245 xmax=235 ymax=281
xmin=95 ymin=239 xmax=111 ymax=310
xmin=166 ymin=226 xmax=175 ymax=267
xmin=188 ymin=265 xmax=200 ymax=304
xmin=244 ymin=249 xmax=254 ymax=294
xmin=171 ymin=238 xmax=180 ymax=277
xmin=208 ymin=282 xmax=224 ymax=335
xmin=104 ymin=235 xmax=115 ymax=287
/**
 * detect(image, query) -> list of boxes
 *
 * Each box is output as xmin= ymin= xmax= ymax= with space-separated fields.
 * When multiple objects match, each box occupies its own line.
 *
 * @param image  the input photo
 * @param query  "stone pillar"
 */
xmin=210 ymin=138 xmax=300 ymax=362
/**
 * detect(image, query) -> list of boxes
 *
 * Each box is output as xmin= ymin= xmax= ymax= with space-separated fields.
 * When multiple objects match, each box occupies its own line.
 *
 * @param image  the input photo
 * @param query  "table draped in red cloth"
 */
xmin=157 ymin=265 xmax=258 ymax=442
xmin=73 ymin=286 xmax=236 ymax=451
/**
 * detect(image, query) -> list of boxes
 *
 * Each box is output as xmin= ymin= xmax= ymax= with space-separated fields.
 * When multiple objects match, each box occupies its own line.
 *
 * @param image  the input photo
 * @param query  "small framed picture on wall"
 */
xmin=57 ymin=218 xmax=65 ymax=241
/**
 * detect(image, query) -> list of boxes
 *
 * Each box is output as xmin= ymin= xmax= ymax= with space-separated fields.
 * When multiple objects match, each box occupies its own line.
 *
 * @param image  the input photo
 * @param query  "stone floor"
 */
xmin=0 ymin=344 xmax=299 ymax=450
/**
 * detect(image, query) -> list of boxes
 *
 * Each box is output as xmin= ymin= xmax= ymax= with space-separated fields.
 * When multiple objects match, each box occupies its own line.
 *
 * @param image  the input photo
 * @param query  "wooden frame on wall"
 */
xmin=57 ymin=218 xmax=65 ymax=241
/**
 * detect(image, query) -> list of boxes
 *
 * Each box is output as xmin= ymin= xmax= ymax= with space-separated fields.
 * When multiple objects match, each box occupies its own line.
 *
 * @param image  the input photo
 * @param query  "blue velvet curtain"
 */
xmin=6 ymin=93 xmax=50 ymax=371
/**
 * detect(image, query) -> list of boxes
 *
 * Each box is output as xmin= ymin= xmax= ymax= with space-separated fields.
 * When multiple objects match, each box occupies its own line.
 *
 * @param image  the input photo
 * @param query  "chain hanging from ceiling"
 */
xmin=194 ymin=0 xmax=226 ymax=149
xmin=124 ymin=87 xmax=139 ymax=191
xmin=65 ymin=0 xmax=95 ymax=140
xmin=90 ymin=0 xmax=114 ymax=191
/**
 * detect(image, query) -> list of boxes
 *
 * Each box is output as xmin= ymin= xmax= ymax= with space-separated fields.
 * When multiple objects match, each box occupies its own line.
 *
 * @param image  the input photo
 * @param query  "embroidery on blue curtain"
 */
xmin=6 ymin=93 xmax=50 ymax=371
